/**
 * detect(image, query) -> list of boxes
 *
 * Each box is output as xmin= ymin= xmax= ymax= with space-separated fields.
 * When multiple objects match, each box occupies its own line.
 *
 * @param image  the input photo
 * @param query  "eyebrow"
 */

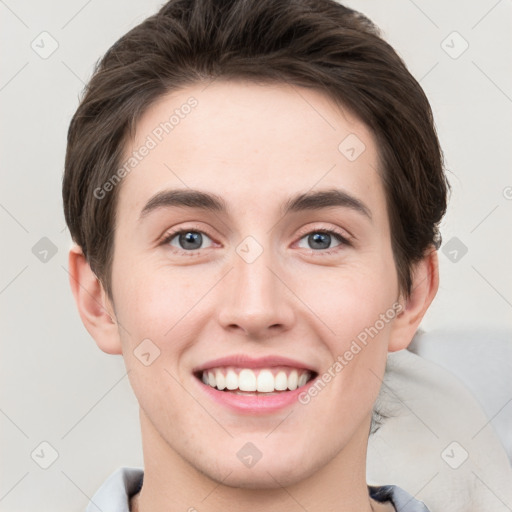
xmin=282 ymin=188 xmax=372 ymax=220
xmin=139 ymin=188 xmax=371 ymax=221
xmin=139 ymin=189 xmax=227 ymax=220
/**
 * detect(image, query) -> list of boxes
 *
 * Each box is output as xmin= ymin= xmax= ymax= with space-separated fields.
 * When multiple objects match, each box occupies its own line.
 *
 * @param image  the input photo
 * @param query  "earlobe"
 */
xmin=388 ymin=247 xmax=439 ymax=352
xmin=68 ymin=244 xmax=123 ymax=355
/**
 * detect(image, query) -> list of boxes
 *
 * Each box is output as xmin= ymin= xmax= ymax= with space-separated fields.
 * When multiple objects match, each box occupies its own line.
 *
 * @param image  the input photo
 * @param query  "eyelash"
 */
xmin=160 ymin=226 xmax=351 ymax=257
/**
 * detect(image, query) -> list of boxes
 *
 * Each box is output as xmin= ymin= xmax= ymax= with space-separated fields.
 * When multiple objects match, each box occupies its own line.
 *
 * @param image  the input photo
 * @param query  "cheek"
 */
xmin=113 ymin=256 xmax=191 ymax=332
xmin=113 ymin=264 xmax=199 ymax=418
xmin=112 ymin=260 xmax=219 ymax=376
xmin=296 ymin=260 xmax=398 ymax=341
xmin=292 ymin=259 xmax=398 ymax=407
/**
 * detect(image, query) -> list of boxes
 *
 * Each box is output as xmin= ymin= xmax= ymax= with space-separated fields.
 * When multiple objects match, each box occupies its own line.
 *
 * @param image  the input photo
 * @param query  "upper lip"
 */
xmin=193 ymin=354 xmax=317 ymax=374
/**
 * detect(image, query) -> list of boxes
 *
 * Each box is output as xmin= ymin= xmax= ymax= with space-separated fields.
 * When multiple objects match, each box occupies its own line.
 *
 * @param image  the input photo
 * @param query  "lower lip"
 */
xmin=195 ymin=375 xmax=317 ymax=414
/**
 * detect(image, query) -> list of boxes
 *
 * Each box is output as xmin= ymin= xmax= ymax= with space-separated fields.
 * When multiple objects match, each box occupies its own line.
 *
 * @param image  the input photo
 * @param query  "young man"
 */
xmin=63 ymin=0 xmax=448 ymax=510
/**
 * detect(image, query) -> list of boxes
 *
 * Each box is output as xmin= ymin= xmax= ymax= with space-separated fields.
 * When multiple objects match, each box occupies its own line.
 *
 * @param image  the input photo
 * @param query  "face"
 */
xmin=108 ymin=80 xmax=402 ymax=488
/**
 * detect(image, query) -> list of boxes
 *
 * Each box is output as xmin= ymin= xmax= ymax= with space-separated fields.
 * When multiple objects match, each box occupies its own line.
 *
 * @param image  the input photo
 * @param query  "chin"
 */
xmin=204 ymin=456 xmax=314 ymax=490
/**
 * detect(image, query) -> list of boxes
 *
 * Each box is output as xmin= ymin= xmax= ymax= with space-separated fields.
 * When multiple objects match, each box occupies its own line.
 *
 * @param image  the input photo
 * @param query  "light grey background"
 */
xmin=1 ymin=1 xmax=511 ymax=511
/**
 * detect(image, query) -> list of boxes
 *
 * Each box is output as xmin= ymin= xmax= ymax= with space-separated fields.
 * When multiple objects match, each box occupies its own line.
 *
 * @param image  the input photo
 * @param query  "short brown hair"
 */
xmin=63 ymin=0 xmax=449 ymax=300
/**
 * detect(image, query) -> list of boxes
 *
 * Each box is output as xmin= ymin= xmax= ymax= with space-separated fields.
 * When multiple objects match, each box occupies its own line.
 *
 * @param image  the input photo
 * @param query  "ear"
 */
xmin=68 ymin=244 xmax=122 ymax=355
xmin=388 ymin=247 xmax=439 ymax=352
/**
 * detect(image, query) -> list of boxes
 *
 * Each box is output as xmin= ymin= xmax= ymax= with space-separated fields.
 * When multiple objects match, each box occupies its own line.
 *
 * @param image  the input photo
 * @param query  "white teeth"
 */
xmin=225 ymin=369 xmax=238 ymax=390
xmin=274 ymin=371 xmax=288 ymax=390
xmin=216 ymin=371 xmax=226 ymax=390
xmin=298 ymin=372 xmax=308 ymax=387
xmin=239 ymin=369 xmax=257 ymax=391
xmin=257 ymin=369 xmax=274 ymax=392
xmin=288 ymin=370 xmax=298 ymax=390
xmin=200 ymin=367 xmax=313 ymax=393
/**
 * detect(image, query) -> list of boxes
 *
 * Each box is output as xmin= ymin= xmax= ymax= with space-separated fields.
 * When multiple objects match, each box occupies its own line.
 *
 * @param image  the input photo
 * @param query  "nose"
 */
xmin=217 ymin=241 xmax=295 ymax=338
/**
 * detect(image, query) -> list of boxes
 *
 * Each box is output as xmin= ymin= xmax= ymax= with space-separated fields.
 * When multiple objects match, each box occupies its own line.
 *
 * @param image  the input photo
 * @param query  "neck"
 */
xmin=133 ymin=409 xmax=381 ymax=512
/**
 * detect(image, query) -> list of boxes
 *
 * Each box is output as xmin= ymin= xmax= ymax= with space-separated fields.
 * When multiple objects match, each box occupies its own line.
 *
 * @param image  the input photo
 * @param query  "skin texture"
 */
xmin=69 ymin=81 xmax=438 ymax=512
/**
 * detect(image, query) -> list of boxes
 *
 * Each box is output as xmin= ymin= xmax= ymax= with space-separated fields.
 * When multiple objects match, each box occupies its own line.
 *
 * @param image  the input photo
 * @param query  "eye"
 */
xmin=163 ymin=229 xmax=214 ymax=251
xmin=160 ymin=227 xmax=350 ymax=255
xmin=296 ymin=229 xmax=349 ymax=253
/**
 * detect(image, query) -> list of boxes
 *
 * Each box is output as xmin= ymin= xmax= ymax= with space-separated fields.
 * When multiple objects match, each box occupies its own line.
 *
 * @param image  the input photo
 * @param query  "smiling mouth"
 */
xmin=194 ymin=366 xmax=318 ymax=394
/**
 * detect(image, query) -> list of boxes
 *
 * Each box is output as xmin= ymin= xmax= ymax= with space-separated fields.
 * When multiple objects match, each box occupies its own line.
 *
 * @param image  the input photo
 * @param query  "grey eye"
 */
xmin=297 ymin=232 xmax=342 ymax=251
xmin=168 ymin=231 xmax=213 ymax=250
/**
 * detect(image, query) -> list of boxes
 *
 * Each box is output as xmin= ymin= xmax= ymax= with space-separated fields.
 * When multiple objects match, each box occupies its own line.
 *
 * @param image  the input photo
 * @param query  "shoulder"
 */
xmin=85 ymin=467 xmax=144 ymax=512
xmin=369 ymin=484 xmax=431 ymax=512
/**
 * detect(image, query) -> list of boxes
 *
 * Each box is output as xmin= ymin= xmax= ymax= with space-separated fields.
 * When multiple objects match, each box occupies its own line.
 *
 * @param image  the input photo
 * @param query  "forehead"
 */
xmin=117 ymin=80 xmax=385 ymax=222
